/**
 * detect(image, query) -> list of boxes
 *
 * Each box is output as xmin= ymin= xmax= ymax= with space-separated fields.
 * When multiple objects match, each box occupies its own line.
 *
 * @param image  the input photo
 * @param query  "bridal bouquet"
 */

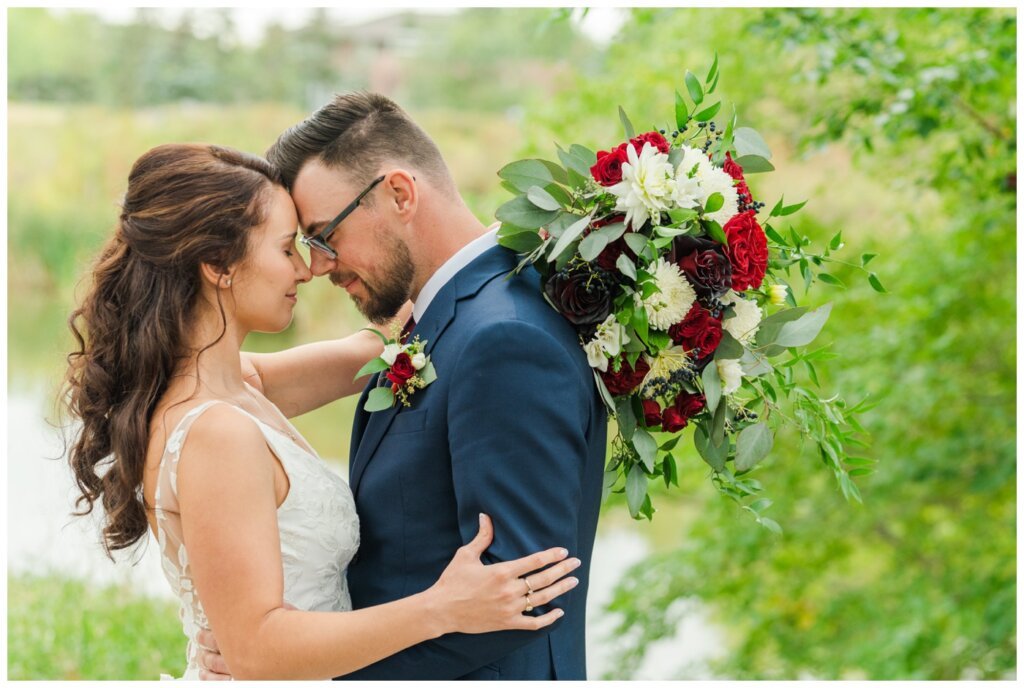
xmin=496 ymin=58 xmax=880 ymax=530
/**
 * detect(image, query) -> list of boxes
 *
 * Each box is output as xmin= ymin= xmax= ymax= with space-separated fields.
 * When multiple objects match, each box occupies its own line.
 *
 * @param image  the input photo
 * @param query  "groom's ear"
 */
xmin=383 ymin=170 xmax=417 ymax=222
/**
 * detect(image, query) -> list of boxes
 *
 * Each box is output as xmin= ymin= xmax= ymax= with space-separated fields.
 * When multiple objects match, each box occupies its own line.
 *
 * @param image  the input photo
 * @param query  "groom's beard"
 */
xmin=330 ymin=235 xmax=414 ymax=324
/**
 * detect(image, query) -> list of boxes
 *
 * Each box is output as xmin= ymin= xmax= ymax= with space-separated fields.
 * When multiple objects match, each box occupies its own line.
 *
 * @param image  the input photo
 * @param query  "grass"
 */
xmin=7 ymin=571 xmax=187 ymax=680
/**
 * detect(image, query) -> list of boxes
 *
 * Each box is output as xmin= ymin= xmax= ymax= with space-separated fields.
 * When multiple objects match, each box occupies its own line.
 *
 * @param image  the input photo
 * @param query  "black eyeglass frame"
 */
xmin=300 ymin=174 xmax=388 ymax=259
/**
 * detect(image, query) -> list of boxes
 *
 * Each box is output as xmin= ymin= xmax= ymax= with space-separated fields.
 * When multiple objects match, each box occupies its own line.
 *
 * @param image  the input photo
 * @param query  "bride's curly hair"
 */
xmin=63 ymin=143 xmax=281 ymax=557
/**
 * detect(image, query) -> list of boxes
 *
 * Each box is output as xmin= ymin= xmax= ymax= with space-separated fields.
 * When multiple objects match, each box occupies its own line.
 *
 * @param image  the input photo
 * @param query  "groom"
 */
xmin=203 ymin=92 xmax=606 ymax=679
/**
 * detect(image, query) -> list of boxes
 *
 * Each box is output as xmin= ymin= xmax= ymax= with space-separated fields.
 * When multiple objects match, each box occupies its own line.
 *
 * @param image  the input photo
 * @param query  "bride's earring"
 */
xmin=226 ymin=278 xmax=232 ymax=287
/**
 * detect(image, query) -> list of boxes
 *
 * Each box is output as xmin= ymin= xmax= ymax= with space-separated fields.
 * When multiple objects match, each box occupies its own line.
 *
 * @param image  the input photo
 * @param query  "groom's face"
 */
xmin=291 ymin=159 xmax=413 ymax=323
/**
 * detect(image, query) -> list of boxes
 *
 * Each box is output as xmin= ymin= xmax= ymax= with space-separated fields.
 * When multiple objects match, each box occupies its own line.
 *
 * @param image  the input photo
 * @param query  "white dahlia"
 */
xmin=643 ymin=258 xmax=697 ymax=330
xmin=769 ymin=284 xmax=789 ymax=306
xmin=583 ymin=314 xmax=630 ymax=373
xmin=721 ymin=290 xmax=763 ymax=345
xmin=716 ymin=358 xmax=744 ymax=396
xmin=608 ymin=142 xmax=676 ymax=229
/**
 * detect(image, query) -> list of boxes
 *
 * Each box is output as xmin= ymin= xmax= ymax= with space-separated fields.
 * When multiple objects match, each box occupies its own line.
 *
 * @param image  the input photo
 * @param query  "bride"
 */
xmin=63 ymin=143 xmax=580 ymax=679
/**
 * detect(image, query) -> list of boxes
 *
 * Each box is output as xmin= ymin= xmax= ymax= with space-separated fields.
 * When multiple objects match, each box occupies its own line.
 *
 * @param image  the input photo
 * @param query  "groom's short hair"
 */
xmin=266 ymin=92 xmax=456 ymax=197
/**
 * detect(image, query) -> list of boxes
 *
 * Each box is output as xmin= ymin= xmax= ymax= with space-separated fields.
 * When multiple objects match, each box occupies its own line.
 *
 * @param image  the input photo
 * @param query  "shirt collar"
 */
xmin=413 ymin=224 xmax=499 ymax=323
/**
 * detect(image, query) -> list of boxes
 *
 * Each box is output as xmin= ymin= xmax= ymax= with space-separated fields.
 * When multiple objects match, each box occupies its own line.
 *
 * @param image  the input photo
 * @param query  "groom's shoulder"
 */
xmin=455 ymin=265 xmax=586 ymax=367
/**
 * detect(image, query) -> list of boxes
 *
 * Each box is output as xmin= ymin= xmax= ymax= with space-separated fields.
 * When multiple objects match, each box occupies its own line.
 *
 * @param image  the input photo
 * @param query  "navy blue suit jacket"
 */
xmin=339 ymin=244 xmax=607 ymax=680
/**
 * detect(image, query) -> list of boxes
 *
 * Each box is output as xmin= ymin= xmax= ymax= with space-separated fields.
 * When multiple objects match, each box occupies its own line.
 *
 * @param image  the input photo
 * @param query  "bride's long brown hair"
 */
xmin=63 ymin=143 xmax=281 ymax=557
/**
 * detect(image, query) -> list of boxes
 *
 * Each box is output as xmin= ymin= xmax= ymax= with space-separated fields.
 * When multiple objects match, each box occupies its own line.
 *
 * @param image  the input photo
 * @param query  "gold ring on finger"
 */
xmin=522 ymin=575 xmax=534 ymax=595
xmin=524 ymin=593 xmax=534 ymax=613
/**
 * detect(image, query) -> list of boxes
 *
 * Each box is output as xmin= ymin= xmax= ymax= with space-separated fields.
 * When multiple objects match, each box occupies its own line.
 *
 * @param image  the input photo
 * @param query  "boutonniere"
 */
xmin=357 ymin=329 xmax=437 ymax=411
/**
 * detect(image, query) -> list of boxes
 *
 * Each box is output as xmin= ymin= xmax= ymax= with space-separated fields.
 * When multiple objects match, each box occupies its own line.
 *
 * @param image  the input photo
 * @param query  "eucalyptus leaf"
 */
xmin=539 ymin=159 xmax=569 ymax=185
xmin=734 ymin=126 xmax=772 ymax=159
xmin=615 ymin=395 xmax=637 ymax=440
xmin=735 ymin=422 xmax=774 ymax=471
xmin=594 ymin=370 xmax=615 ymax=412
xmin=596 ymin=221 xmax=628 ymax=243
xmin=616 ymin=253 xmax=637 ymax=281
xmin=711 ymin=401 xmax=727 ymax=445
xmin=624 ymin=232 xmax=649 ymax=255
xmin=695 ymin=422 xmax=727 ymax=471
xmin=548 ymin=213 xmax=592 ymax=264
xmin=733 ymin=154 xmax=775 ymax=174
xmin=419 ymin=361 xmax=437 ymax=385
xmin=633 ymin=428 xmax=658 ymax=471
xmin=497 ymin=159 xmax=555 ymax=193
xmin=755 ymin=307 xmax=808 ymax=348
xmin=497 ymin=229 xmax=543 ymax=254
xmin=774 ymin=302 xmax=833 ymax=348
xmin=714 ymin=330 xmax=744 ymax=360
xmin=364 ymin=387 xmax=396 ymax=412
xmin=625 ymin=464 xmax=647 ymax=518
xmin=557 ymin=144 xmax=593 ymax=179
xmin=568 ymin=144 xmax=598 ymax=167
xmin=702 ymin=360 xmax=722 ymax=415
xmin=354 ymin=357 xmax=390 ymax=380
xmin=868 ymin=273 xmax=888 ymax=293
xmin=496 ymin=195 xmax=559 ymax=229
xmin=740 ymin=348 xmax=774 ymax=377
xmin=527 ymin=185 xmax=562 ymax=211
xmin=579 ymin=231 xmax=610 ymax=262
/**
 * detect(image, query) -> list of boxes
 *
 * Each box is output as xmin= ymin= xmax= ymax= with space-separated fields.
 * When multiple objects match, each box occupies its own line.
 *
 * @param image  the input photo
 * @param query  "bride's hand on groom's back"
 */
xmin=426 ymin=513 xmax=581 ymax=635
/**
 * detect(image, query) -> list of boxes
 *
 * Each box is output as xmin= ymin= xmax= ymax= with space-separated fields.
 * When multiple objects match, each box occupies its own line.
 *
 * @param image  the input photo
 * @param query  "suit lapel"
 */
xmin=348 ymin=245 xmax=517 ymax=495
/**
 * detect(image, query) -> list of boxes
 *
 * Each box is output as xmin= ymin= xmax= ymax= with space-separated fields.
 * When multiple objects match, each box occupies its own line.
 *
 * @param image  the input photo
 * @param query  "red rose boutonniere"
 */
xmin=357 ymin=329 xmax=437 ymax=411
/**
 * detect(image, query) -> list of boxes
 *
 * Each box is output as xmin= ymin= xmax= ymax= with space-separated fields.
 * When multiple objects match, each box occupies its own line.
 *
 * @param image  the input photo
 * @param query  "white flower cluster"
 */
xmin=381 ymin=342 xmax=427 ymax=370
xmin=716 ymin=290 xmax=765 ymax=396
xmin=584 ymin=314 xmax=630 ymax=372
xmin=644 ymin=258 xmax=697 ymax=331
xmin=720 ymin=290 xmax=763 ymax=345
xmin=608 ymin=142 xmax=739 ymax=229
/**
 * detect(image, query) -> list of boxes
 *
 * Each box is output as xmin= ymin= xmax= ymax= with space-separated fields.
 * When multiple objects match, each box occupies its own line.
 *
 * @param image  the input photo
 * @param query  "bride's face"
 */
xmin=230 ymin=186 xmax=313 ymax=333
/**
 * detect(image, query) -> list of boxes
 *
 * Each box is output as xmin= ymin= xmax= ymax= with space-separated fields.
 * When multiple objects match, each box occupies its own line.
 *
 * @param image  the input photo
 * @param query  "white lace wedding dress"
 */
xmin=152 ymin=400 xmax=360 ymax=679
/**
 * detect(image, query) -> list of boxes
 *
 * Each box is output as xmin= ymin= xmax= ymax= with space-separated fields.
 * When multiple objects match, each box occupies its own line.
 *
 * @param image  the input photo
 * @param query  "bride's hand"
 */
xmin=426 ymin=513 xmax=581 ymax=635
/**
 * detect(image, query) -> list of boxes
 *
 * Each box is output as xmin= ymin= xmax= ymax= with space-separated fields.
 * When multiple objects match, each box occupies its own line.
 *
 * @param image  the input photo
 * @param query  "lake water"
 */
xmin=7 ymin=389 xmax=726 ymax=679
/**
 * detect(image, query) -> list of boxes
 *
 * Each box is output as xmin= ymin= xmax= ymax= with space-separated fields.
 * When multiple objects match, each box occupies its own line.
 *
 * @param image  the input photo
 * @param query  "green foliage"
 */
xmin=7 ymin=572 xmax=186 ymax=679
xmin=579 ymin=7 xmax=1015 ymax=680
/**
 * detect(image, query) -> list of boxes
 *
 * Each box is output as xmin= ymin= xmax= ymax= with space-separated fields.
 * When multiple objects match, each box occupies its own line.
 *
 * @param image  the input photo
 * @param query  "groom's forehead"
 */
xmin=291 ymin=161 xmax=356 ymax=233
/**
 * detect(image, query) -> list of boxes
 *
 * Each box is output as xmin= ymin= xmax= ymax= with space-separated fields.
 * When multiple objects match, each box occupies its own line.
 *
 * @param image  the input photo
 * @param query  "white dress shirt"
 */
xmin=413 ymin=224 xmax=499 ymax=323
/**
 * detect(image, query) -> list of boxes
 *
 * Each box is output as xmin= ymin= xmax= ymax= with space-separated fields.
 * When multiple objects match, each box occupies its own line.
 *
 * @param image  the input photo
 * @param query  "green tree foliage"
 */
xmin=545 ymin=8 xmax=1014 ymax=679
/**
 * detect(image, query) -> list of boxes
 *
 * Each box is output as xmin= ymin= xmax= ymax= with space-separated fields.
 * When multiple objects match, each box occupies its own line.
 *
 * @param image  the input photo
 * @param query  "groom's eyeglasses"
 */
xmin=300 ymin=174 xmax=387 ymax=260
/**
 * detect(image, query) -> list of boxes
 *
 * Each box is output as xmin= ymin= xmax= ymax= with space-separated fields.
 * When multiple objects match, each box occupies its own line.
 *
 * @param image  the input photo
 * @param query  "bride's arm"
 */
xmin=177 ymin=407 xmax=577 ymax=680
xmin=241 ymin=301 xmax=413 ymax=418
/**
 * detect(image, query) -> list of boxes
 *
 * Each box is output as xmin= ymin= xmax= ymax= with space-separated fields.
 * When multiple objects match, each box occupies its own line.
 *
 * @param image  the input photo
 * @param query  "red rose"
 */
xmin=600 ymin=356 xmax=650 ymax=396
xmin=668 ymin=303 xmax=723 ymax=358
xmin=675 ymin=235 xmax=733 ymax=302
xmin=661 ymin=392 xmax=706 ymax=432
xmin=642 ymin=399 xmax=663 ymax=427
xmin=723 ymin=152 xmax=745 ymax=181
xmin=590 ymin=147 xmax=628 ymax=186
xmin=723 ymin=210 xmax=769 ymax=291
xmin=386 ymin=352 xmax=416 ymax=386
xmin=628 ymin=131 xmax=670 ymax=155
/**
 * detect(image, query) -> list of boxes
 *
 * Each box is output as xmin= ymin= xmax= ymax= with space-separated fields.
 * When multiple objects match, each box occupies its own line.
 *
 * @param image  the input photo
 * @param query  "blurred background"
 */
xmin=6 ymin=6 xmax=1016 ymax=680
